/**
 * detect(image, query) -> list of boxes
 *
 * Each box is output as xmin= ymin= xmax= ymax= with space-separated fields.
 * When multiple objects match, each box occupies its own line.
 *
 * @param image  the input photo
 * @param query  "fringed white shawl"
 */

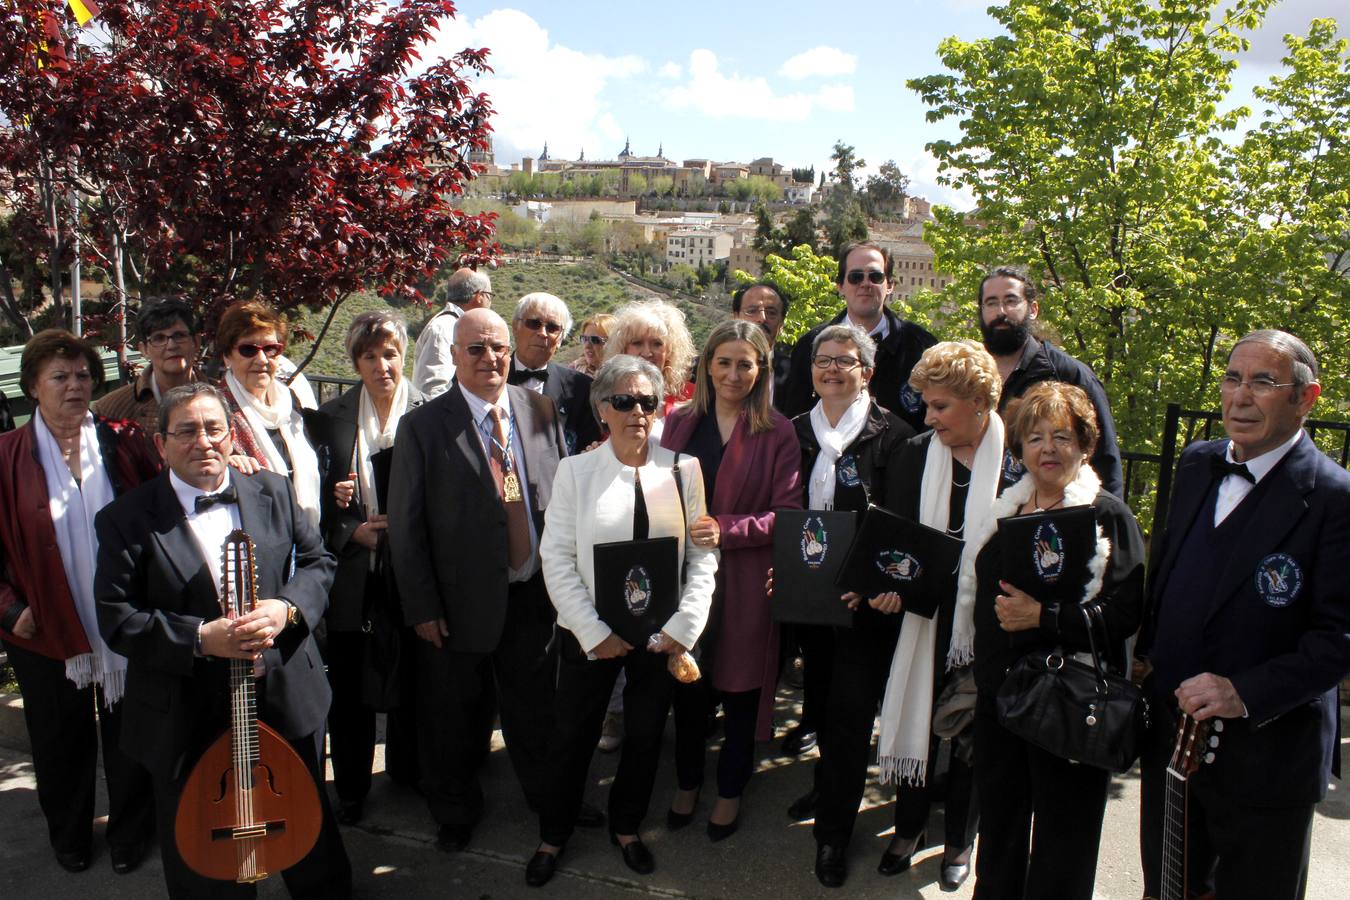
xmin=225 ymin=369 xmax=321 ymax=528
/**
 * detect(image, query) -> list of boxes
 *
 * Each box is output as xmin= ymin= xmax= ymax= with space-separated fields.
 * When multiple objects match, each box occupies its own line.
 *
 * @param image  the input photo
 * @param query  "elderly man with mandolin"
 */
xmin=94 ymin=382 xmax=352 ymax=898
xmin=1137 ymin=330 xmax=1350 ymax=900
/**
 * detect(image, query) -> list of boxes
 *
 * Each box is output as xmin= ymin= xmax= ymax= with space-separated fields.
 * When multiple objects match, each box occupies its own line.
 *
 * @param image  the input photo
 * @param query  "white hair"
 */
xmin=512 ymin=292 xmax=574 ymax=340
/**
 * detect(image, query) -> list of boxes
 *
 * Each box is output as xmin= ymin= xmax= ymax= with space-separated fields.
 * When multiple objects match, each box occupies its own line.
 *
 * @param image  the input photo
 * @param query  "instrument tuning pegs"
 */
xmin=1209 ymin=735 xmax=1219 ymax=747
xmin=1212 ymin=719 xmax=1225 ymax=732
xmin=1204 ymin=752 xmax=1216 ymax=764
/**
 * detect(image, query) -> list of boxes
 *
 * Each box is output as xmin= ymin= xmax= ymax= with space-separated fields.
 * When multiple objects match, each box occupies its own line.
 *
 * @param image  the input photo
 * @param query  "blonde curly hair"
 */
xmin=908 ymin=339 xmax=1001 ymax=410
xmin=604 ymin=299 xmax=695 ymax=397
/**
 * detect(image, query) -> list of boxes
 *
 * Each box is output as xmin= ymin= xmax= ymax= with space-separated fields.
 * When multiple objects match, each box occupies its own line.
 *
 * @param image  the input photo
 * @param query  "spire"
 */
xmin=658 ymin=142 xmax=664 ymax=158
xmin=579 ymin=148 xmax=584 ymax=161
xmin=620 ymin=136 xmax=631 ymax=158
xmin=540 ymin=141 xmax=549 ymax=161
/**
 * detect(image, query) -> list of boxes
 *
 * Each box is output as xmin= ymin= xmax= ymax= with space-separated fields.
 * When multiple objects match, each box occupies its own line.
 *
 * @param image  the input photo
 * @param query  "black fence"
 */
xmin=307 ymin=374 xmax=359 ymax=407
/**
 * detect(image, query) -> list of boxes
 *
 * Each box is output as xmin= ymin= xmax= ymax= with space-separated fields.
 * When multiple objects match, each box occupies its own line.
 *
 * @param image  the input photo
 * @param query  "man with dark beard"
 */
xmin=979 ymin=267 xmax=1123 ymax=496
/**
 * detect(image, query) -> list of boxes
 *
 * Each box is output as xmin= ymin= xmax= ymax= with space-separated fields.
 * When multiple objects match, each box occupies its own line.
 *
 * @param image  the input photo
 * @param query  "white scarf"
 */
xmin=877 ymin=412 xmax=1004 ymax=785
xmin=225 ymin=369 xmax=321 ymax=528
xmin=356 ymin=379 xmax=408 ymax=519
xmin=32 ymin=409 xmax=127 ymax=703
xmin=807 ymin=391 xmax=871 ymax=510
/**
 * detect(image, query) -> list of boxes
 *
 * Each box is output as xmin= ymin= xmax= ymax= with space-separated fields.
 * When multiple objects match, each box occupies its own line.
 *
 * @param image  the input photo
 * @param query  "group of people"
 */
xmin=0 ymin=240 xmax=1345 ymax=900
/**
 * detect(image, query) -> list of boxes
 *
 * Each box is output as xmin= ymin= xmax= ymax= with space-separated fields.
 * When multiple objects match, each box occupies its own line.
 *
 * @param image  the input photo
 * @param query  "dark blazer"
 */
xmin=1140 ymin=434 xmax=1350 ymax=804
xmin=510 ymin=359 xmax=599 ymax=456
xmin=94 ymin=469 xmax=336 ymax=778
xmin=306 ymin=384 xmax=427 ymax=631
xmin=387 ymin=383 xmax=566 ymax=654
xmin=781 ymin=307 xmax=937 ymax=430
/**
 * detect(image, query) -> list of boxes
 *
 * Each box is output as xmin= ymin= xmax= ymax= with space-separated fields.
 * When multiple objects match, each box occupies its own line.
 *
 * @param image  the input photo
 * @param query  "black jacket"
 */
xmin=781 ymin=306 xmax=937 ymax=432
xmin=999 ymin=337 xmax=1124 ymax=498
xmin=509 ymin=358 xmax=600 ymax=456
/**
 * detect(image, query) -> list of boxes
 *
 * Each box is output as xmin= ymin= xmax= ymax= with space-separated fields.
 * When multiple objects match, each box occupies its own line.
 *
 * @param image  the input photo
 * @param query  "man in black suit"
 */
xmin=94 ymin=382 xmax=350 ymax=898
xmin=1137 ymin=330 xmax=1350 ymax=900
xmin=506 ymin=292 xmax=600 ymax=455
xmin=781 ymin=241 xmax=936 ymax=430
xmin=731 ymin=280 xmax=794 ymax=414
xmin=389 ymin=307 xmax=588 ymax=852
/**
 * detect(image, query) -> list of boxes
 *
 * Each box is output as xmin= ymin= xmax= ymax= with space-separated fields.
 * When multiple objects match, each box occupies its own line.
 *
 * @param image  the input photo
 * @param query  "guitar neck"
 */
xmin=1159 ymin=767 xmax=1188 ymax=900
xmin=229 ymin=660 xmax=260 ymax=790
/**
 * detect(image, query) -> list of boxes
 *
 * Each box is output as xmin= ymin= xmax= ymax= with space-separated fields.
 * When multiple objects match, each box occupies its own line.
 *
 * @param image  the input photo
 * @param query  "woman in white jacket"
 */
xmin=525 ymin=354 xmax=719 ymax=888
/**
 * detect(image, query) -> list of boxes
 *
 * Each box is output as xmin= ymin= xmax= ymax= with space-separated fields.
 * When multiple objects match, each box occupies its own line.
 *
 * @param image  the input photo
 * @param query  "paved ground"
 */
xmin=1 ymin=691 xmax=1348 ymax=899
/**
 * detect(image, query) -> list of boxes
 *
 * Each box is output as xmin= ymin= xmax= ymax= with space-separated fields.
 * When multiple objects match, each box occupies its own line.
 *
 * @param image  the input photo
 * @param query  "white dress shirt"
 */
xmin=170 ymin=469 xmax=242 ymax=602
xmin=460 ymin=385 xmax=540 ymax=582
xmin=847 ymin=311 xmax=891 ymax=342
xmin=411 ymin=305 xmax=463 ymax=398
xmin=512 ymin=358 xmax=548 ymax=395
xmin=1214 ymin=429 xmax=1304 ymax=525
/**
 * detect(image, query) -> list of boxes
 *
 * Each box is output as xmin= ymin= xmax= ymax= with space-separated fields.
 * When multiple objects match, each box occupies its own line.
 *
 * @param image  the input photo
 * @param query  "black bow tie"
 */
xmin=195 ymin=485 xmax=239 ymax=512
xmin=1212 ymin=456 xmax=1256 ymax=484
xmin=511 ymin=367 xmax=548 ymax=385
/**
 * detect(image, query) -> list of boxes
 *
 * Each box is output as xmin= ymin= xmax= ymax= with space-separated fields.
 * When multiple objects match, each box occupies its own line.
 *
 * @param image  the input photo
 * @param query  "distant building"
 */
xmin=728 ymin=244 xmax=764 ymax=278
xmin=785 ymin=183 xmax=815 ymax=205
xmin=873 ymin=219 xmax=953 ymax=303
xmin=666 ymin=228 xmax=733 ymax=268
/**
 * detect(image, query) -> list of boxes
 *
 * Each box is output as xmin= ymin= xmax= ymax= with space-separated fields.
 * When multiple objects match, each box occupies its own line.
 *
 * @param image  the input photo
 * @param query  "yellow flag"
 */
xmin=67 ymin=0 xmax=101 ymax=26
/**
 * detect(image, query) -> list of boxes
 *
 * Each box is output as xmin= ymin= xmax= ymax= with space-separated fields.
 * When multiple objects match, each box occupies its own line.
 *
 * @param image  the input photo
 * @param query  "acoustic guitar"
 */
xmin=174 ymin=529 xmax=323 ymax=883
xmin=1150 ymin=712 xmax=1221 ymax=900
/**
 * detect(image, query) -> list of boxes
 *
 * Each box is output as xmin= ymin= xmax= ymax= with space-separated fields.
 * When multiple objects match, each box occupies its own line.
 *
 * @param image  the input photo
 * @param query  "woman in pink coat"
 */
xmin=661 ymin=320 xmax=802 ymax=841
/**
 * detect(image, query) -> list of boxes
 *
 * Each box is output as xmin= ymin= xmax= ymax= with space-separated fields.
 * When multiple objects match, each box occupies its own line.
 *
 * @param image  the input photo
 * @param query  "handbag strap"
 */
xmin=1078 ymin=603 xmax=1110 ymax=685
xmin=671 ymin=452 xmax=689 ymax=585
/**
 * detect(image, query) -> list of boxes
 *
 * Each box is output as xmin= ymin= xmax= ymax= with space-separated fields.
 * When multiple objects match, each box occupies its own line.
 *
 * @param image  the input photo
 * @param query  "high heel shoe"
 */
xmin=666 ymin=788 xmax=700 ymax=830
xmin=939 ymin=845 xmax=973 ymax=891
xmin=877 ymin=830 xmax=926 ymax=876
xmin=706 ymin=815 xmax=739 ymax=842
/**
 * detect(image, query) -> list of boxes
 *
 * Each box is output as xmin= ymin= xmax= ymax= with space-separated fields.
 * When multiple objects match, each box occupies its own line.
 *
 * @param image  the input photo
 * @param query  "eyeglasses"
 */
xmin=811 ymin=354 xmax=865 ymax=371
xmin=1220 ymin=375 xmax=1297 ymax=398
xmin=167 ymin=424 xmax=230 ymax=443
xmin=145 ymin=330 xmax=194 ymax=348
xmin=463 ymin=342 xmax=510 ymax=358
xmin=522 ymin=317 xmax=564 ymax=336
xmin=845 ymin=270 xmax=887 ymax=286
xmin=605 ymin=393 xmax=659 ymax=413
xmin=581 ymin=334 xmax=607 ymax=346
xmin=739 ymin=305 xmax=782 ymax=321
xmin=981 ymin=297 xmax=1028 ymax=312
xmin=235 ymin=342 xmax=284 ymax=359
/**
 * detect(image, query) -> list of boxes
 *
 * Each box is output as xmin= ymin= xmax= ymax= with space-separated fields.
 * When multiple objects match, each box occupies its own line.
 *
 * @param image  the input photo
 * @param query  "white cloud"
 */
xmin=905 ymin=150 xmax=977 ymax=212
xmin=661 ymin=49 xmax=855 ymax=122
xmin=419 ymin=9 xmax=645 ymax=163
xmin=658 ymin=61 xmax=683 ymax=79
xmin=778 ymin=46 xmax=857 ymax=80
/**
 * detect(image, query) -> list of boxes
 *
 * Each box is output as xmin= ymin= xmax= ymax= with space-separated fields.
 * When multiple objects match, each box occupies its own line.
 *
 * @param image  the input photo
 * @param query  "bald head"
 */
xmin=444 ymin=267 xmax=493 ymax=309
xmin=451 ymin=308 xmax=512 ymax=401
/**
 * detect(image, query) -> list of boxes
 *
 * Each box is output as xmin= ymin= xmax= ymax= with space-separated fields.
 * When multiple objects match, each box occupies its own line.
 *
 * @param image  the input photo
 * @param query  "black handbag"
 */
xmin=360 ymin=540 xmax=405 ymax=712
xmin=995 ymin=603 xmax=1148 ymax=773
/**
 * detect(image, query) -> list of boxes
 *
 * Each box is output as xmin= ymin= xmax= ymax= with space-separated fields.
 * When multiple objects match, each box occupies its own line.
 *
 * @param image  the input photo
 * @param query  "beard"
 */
xmin=981 ymin=315 xmax=1032 ymax=356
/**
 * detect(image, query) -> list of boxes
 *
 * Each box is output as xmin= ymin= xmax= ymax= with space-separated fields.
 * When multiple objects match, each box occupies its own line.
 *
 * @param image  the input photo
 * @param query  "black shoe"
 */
xmin=815 ymin=843 xmax=846 ymax=888
xmin=940 ymin=861 xmax=971 ymax=891
xmin=780 ymin=725 xmax=817 ymax=756
xmin=877 ymin=830 xmax=925 ymax=876
xmin=109 ymin=841 xmax=147 ymax=875
xmin=55 ymin=849 xmax=91 ymax=873
xmin=610 ymin=833 xmax=655 ymax=875
xmin=786 ymin=788 xmax=819 ymax=821
xmin=666 ymin=788 xmax=700 ymax=830
xmin=525 ymin=847 xmax=562 ymax=887
xmin=336 ymin=799 xmax=364 ymax=826
xmin=706 ymin=815 xmax=739 ymax=843
xmin=575 ymin=801 xmax=606 ymax=829
xmin=436 ymin=823 xmax=473 ymax=852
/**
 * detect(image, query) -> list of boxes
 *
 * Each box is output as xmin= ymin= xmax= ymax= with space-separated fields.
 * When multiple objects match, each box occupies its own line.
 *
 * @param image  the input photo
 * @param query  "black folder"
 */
xmin=835 ymin=505 xmax=963 ymax=619
xmin=771 ymin=510 xmax=857 ymax=628
xmin=996 ymin=505 xmax=1097 ymax=602
xmin=593 ymin=537 xmax=680 ymax=646
xmin=370 ymin=447 xmax=394 ymax=514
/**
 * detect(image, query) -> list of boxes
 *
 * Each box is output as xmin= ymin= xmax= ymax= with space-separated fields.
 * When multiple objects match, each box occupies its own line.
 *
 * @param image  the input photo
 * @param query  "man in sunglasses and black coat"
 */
xmin=781 ymin=242 xmax=936 ymax=432
xmin=508 ymin=293 xmax=600 ymax=456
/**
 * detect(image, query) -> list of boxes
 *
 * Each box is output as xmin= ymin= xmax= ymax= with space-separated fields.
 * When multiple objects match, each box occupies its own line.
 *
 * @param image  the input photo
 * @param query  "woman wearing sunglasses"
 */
xmin=604 ymin=300 xmax=696 ymax=441
xmin=525 ymin=354 xmax=718 ymax=887
xmin=660 ymin=319 xmax=802 ymax=841
xmin=569 ymin=313 xmax=615 ymax=378
xmin=216 ymin=301 xmax=323 ymax=528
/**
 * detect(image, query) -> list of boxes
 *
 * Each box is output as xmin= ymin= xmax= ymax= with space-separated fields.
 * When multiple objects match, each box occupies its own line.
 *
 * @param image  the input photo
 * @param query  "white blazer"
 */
xmin=542 ymin=441 xmax=718 ymax=656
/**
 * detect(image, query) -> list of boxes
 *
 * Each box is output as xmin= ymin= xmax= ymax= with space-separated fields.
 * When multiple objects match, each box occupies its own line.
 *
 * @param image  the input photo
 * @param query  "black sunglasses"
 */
xmin=236 ymin=342 xmax=284 ymax=359
xmin=464 ymin=342 xmax=510 ymax=358
xmin=845 ymin=269 xmax=887 ymax=286
xmin=523 ymin=317 xmax=564 ymax=336
xmin=581 ymin=334 xmax=607 ymax=346
xmin=606 ymin=393 xmax=659 ymax=413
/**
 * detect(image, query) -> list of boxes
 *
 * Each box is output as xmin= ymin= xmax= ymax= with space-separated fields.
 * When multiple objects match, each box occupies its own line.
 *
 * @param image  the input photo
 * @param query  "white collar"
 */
xmin=514 ymin=357 xmax=551 ymax=374
xmin=459 ymin=383 xmax=512 ymax=428
xmin=847 ymin=311 xmax=890 ymax=340
xmin=169 ymin=468 xmax=232 ymax=516
xmin=1226 ymin=429 xmax=1303 ymax=483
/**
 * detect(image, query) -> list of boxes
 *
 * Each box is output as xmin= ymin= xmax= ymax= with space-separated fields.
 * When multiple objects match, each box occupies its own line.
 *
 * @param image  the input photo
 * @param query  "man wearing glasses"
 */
xmin=978 ymin=266 xmax=1123 ymax=496
xmin=731 ymin=281 xmax=794 ymax=413
xmin=93 ymin=298 xmax=205 ymax=433
xmin=508 ymin=292 xmax=600 ymax=454
xmin=412 ymin=266 xmax=494 ymax=397
xmin=1136 ymin=329 xmax=1350 ymax=900
xmin=389 ymin=308 xmax=585 ymax=852
xmin=781 ymin=242 xmax=936 ymax=431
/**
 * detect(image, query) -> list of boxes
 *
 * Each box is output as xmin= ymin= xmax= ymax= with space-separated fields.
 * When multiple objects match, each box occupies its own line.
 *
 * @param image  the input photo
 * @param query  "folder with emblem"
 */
xmin=834 ymin=505 xmax=963 ymax=619
xmin=995 ymin=505 xmax=1097 ymax=603
xmin=593 ymin=537 xmax=681 ymax=647
xmin=770 ymin=509 xmax=857 ymax=627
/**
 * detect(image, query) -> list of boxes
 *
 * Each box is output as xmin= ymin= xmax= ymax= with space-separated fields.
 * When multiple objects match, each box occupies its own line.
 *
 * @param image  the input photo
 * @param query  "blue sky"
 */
xmin=429 ymin=1 xmax=1344 ymax=210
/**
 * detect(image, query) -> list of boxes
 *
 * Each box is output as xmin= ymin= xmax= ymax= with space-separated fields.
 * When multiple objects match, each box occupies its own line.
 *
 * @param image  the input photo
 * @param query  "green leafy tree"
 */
xmin=823 ymin=140 xmax=869 ymax=254
xmin=864 ymin=160 xmax=911 ymax=218
xmin=626 ymin=172 xmax=648 ymax=196
xmin=733 ymin=243 xmax=840 ymax=345
xmin=650 ymin=174 xmax=674 ymax=196
xmin=784 ymin=208 xmax=819 ymax=254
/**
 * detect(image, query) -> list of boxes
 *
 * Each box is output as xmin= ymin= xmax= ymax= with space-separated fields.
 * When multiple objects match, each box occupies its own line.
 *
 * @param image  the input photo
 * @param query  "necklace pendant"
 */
xmin=502 ymin=471 xmax=523 ymax=503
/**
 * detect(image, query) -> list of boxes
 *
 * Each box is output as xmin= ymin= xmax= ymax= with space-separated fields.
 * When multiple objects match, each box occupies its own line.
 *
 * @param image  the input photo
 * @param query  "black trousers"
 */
xmin=539 ymin=633 xmax=673 ymax=846
xmin=416 ymin=574 xmax=556 ymax=826
xmin=152 ymin=729 xmax=351 ymax=899
xmin=972 ymin=696 xmax=1108 ymax=900
xmin=382 ymin=626 xmax=422 ymax=788
xmin=3 ymin=639 xmax=154 ymax=856
xmin=326 ymin=630 xmax=375 ymax=804
xmin=894 ymin=731 xmax=980 ymax=851
xmin=813 ymin=616 xmax=901 ymax=847
xmin=672 ymin=676 xmax=714 ymax=791
xmin=796 ymin=623 xmax=834 ymax=735
xmin=1139 ymin=713 xmax=1312 ymax=900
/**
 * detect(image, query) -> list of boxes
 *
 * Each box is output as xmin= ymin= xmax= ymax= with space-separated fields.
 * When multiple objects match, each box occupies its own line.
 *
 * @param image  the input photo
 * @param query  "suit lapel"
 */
xmin=445 ymin=386 xmax=492 ymax=488
xmin=1153 ymin=444 xmax=1220 ymax=595
xmin=147 ymin=475 xmax=218 ymax=613
xmin=233 ymin=471 xmax=275 ymax=545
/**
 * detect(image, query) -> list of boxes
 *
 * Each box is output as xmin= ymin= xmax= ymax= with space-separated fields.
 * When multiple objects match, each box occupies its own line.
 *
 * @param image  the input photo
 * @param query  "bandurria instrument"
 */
xmin=174 ymin=529 xmax=322 ymax=883
xmin=1153 ymin=712 xmax=1221 ymax=900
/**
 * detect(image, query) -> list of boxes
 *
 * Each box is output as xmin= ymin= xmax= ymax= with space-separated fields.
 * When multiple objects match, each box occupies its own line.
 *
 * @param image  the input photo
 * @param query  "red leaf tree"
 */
xmin=0 ymin=0 xmax=498 ymax=354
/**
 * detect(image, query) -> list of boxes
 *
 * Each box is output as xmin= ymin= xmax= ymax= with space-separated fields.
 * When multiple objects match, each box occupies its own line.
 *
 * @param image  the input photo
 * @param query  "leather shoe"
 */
xmin=610 ymin=833 xmax=655 ymax=875
xmin=780 ymin=725 xmax=817 ymax=756
xmin=336 ymin=799 xmax=364 ymax=826
xmin=525 ymin=847 xmax=562 ymax=887
xmin=706 ymin=815 xmax=739 ymax=843
xmin=786 ymin=788 xmax=819 ymax=821
xmin=666 ymin=788 xmax=700 ymax=830
xmin=877 ymin=830 xmax=925 ymax=876
xmin=55 ymin=848 xmax=91 ymax=873
xmin=436 ymin=823 xmax=473 ymax=852
xmin=940 ymin=861 xmax=971 ymax=891
xmin=109 ymin=841 xmax=147 ymax=875
xmin=575 ymin=801 xmax=605 ymax=829
xmin=814 ymin=843 xmax=846 ymax=888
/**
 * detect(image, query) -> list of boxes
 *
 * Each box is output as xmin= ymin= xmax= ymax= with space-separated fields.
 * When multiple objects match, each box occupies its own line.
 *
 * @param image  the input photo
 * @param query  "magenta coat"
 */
xmin=662 ymin=406 xmax=802 ymax=740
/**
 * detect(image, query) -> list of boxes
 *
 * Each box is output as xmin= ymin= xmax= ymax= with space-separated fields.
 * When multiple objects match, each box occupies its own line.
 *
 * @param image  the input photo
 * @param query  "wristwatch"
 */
xmin=282 ymin=600 xmax=300 ymax=629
